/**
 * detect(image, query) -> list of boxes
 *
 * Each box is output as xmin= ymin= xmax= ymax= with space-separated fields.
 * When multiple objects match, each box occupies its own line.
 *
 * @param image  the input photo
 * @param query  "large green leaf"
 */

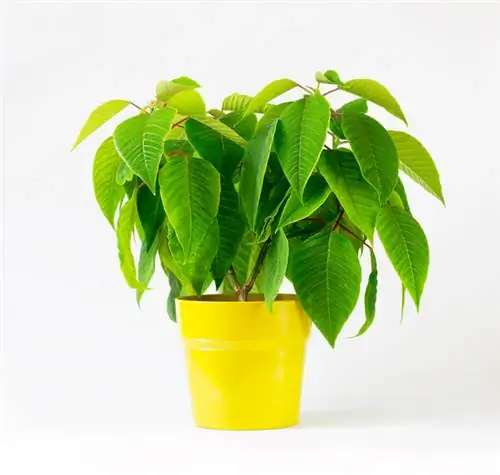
xmin=190 ymin=116 xmax=247 ymax=147
xmin=92 ymin=137 xmax=126 ymax=228
xmin=72 ymin=100 xmax=131 ymax=150
xmin=245 ymin=79 xmax=298 ymax=116
xmin=212 ymin=177 xmax=246 ymax=288
xmin=136 ymin=235 xmax=158 ymax=304
xmin=289 ymin=230 xmax=362 ymax=347
xmin=137 ymin=185 xmax=166 ymax=250
xmin=277 ymin=94 xmax=330 ymax=199
xmin=168 ymin=90 xmax=206 ymax=116
xmin=318 ymin=149 xmax=379 ymax=241
xmin=278 ymin=174 xmax=330 ymax=228
xmin=389 ymin=131 xmax=445 ymax=204
xmin=354 ymin=249 xmax=378 ymax=337
xmin=261 ymin=230 xmax=289 ymax=311
xmin=116 ymin=190 xmax=144 ymax=290
xmin=114 ymin=108 xmax=176 ymax=192
xmin=341 ymin=79 xmax=407 ymax=124
xmin=239 ymin=120 xmax=278 ymax=229
xmin=156 ymin=77 xmax=200 ymax=101
xmin=159 ymin=156 xmax=220 ymax=256
xmin=377 ymin=205 xmax=429 ymax=308
xmin=342 ymin=113 xmax=399 ymax=203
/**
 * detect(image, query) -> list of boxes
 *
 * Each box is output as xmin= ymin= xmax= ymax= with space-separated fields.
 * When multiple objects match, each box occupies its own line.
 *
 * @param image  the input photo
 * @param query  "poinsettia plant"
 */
xmin=72 ymin=70 xmax=444 ymax=347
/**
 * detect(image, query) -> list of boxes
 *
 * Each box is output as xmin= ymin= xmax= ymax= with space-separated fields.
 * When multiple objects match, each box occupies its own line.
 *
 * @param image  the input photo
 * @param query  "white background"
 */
xmin=2 ymin=2 xmax=500 ymax=474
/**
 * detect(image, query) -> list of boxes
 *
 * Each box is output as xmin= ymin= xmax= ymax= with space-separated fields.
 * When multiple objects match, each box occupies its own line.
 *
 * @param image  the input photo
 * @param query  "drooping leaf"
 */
xmin=330 ymin=99 xmax=369 ymax=139
xmin=377 ymin=205 xmax=429 ymax=308
xmin=245 ymin=79 xmax=298 ymax=116
xmin=354 ymin=249 xmax=378 ymax=337
xmin=137 ymin=185 xmax=166 ymax=250
xmin=92 ymin=137 xmax=126 ymax=227
xmin=116 ymin=190 xmax=144 ymax=290
xmin=72 ymin=100 xmax=131 ymax=150
xmin=278 ymin=174 xmax=330 ymax=228
xmin=394 ymin=177 xmax=412 ymax=213
xmin=400 ymin=284 xmax=407 ymax=322
xmin=239 ymin=120 xmax=278 ymax=229
xmin=190 ymin=116 xmax=247 ymax=147
xmin=113 ymin=108 xmax=176 ymax=192
xmin=136 ymin=235 xmax=158 ymax=304
xmin=261 ymin=230 xmax=289 ymax=311
xmin=220 ymin=112 xmax=257 ymax=141
xmin=389 ymin=131 xmax=445 ymax=204
xmin=212 ymin=177 xmax=246 ymax=288
xmin=159 ymin=156 xmax=220 ymax=256
xmin=319 ymin=149 xmax=380 ymax=240
xmin=166 ymin=270 xmax=182 ymax=322
xmin=168 ymin=89 xmax=206 ymax=115
xmin=156 ymin=77 xmax=200 ymax=101
xmin=341 ymin=79 xmax=407 ymax=124
xmin=115 ymin=160 xmax=134 ymax=185
xmin=277 ymin=94 xmax=330 ymax=199
xmin=289 ymin=229 xmax=362 ymax=347
xmin=342 ymin=113 xmax=399 ymax=203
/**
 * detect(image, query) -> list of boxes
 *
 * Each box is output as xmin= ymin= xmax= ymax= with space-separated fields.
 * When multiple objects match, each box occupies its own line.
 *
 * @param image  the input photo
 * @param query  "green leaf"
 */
xmin=246 ymin=79 xmax=298 ymax=116
xmin=277 ymin=95 xmax=331 ymax=199
xmin=388 ymin=190 xmax=405 ymax=209
xmin=190 ymin=116 xmax=247 ymax=147
xmin=116 ymin=190 xmax=144 ymax=290
xmin=289 ymin=229 xmax=362 ymax=347
xmin=255 ymin=179 xmax=290 ymax=243
xmin=239 ymin=120 xmax=278 ymax=229
xmin=137 ymin=185 xmax=166 ymax=250
xmin=316 ymin=70 xmax=343 ymax=85
xmin=136 ymin=235 xmax=158 ymax=304
xmin=319 ymin=149 xmax=380 ymax=240
xmin=377 ymin=206 xmax=429 ymax=308
xmin=389 ymin=131 xmax=445 ymax=204
xmin=92 ymin=137 xmax=126 ymax=228
xmin=354 ymin=249 xmax=378 ymax=337
xmin=212 ymin=177 xmax=246 ymax=288
xmin=278 ymin=174 xmax=330 ymax=228
xmin=222 ymin=93 xmax=267 ymax=114
xmin=257 ymin=102 xmax=292 ymax=132
xmin=337 ymin=216 xmax=365 ymax=254
xmin=330 ymin=99 xmax=369 ymax=139
xmin=342 ymin=113 xmax=399 ymax=203
xmin=261 ymin=230 xmax=289 ymax=311
xmin=115 ymin=160 xmax=134 ymax=185
xmin=166 ymin=270 xmax=182 ymax=322
xmin=159 ymin=156 xmax=220 ymax=256
xmin=164 ymin=139 xmax=195 ymax=159
xmin=394 ymin=177 xmax=412 ymax=213
xmin=114 ymin=108 xmax=176 ymax=192
xmin=168 ymin=90 xmax=206 ymax=116
xmin=220 ymin=112 xmax=257 ymax=141
xmin=341 ymin=79 xmax=407 ymax=124
xmin=156 ymin=77 xmax=200 ymax=101
xmin=72 ymin=100 xmax=130 ymax=150
xmin=233 ymin=229 xmax=260 ymax=286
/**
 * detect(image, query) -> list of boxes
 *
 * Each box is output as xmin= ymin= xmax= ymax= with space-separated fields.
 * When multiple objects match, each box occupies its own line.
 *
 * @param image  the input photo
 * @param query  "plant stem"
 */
xmin=227 ymin=266 xmax=242 ymax=296
xmin=337 ymin=223 xmax=373 ymax=251
xmin=239 ymin=241 xmax=271 ymax=301
xmin=331 ymin=210 xmax=345 ymax=231
xmin=172 ymin=116 xmax=188 ymax=128
xmin=323 ymin=87 xmax=339 ymax=97
xmin=131 ymin=102 xmax=147 ymax=113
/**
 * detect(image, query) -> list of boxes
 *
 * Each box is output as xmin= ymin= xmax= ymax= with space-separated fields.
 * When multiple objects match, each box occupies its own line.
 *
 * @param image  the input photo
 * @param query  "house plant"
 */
xmin=73 ymin=70 xmax=444 ymax=430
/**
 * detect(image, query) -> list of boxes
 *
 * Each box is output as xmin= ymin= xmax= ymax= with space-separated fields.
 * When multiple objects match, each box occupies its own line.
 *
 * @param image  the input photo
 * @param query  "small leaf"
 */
xmin=319 ymin=149 xmax=379 ymax=241
xmin=277 ymin=94 xmax=330 ymax=199
xmin=394 ymin=178 xmax=412 ymax=213
xmin=136 ymin=235 xmax=158 ymax=304
xmin=166 ymin=270 xmax=182 ymax=322
xmin=72 ymin=100 xmax=130 ymax=150
xmin=261 ymin=230 xmax=289 ymax=311
xmin=156 ymin=77 xmax=200 ymax=101
xmin=389 ymin=131 xmax=445 ymax=204
xmin=289 ymin=229 xmax=362 ymax=347
xmin=342 ymin=113 xmax=399 ymax=203
xmin=239 ymin=120 xmax=278 ymax=229
xmin=316 ymin=70 xmax=343 ymax=85
xmin=377 ymin=206 xmax=429 ymax=308
xmin=168 ymin=89 xmax=206 ymax=115
xmin=388 ymin=190 xmax=405 ymax=209
xmin=245 ymin=79 xmax=298 ymax=116
xmin=190 ymin=116 xmax=247 ymax=147
xmin=159 ymin=156 xmax=220 ymax=256
xmin=278 ymin=174 xmax=330 ymax=228
xmin=115 ymin=160 xmax=134 ymax=185
xmin=114 ymin=108 xmax=176 ymax=192
xmin=137 ymin=186 xmax=166 ymax=250
xmin=222 ymin=93 xmax=267 ymax=114
xmin=341 ymin=79 xmax=407 ymax=124
xmin=354 ymin=249 xmax=378 ymax=337
xmin=92 ymin=137 xmax=126 ymax=227
xmin=255 ymin=180 xmax=290 ymax=243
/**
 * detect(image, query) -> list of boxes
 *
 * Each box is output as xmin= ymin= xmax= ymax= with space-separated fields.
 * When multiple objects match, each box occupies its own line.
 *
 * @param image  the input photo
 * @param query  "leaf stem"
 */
xmin=331 ymin=210 xmax=345 ymax=231
xmin=172 ymin=116 xmax=189 ymax=128
xmin=227 ymin=266 xmax=242 ymax=295
xmin=131 ymin=102 xmax=147 ymax=113
xmin=239 ymin=241 xmax=271 ymax=301
xmin=337 ymin=223 xmax=373 ymax=251
xmin=323 ymin=87 xmax=339 ymax=97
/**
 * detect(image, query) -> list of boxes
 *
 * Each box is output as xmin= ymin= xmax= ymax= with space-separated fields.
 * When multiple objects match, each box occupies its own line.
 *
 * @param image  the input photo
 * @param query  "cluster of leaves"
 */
xmin=73 ymin=70 xmax=444 ymax=347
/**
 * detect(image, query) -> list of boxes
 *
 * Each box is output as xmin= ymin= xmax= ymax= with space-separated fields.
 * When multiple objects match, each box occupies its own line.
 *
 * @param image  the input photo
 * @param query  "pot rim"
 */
xmin=177 ymin=293 xmax=298 ymax=304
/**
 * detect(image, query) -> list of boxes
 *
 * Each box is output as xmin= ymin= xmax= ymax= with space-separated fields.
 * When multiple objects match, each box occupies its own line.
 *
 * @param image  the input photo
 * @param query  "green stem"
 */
xmin=239 ymin=240 xmax=271 ymax=301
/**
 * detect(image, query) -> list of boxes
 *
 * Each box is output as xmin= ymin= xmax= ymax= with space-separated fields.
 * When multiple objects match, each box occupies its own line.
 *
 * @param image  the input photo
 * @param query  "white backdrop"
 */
xmin=2 ymin=2 xmax=500 ymax=474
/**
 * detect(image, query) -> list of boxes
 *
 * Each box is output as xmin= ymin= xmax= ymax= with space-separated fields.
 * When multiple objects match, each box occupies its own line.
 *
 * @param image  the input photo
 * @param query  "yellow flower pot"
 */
xmin=177 ymin=294 xmax=311 ymax=430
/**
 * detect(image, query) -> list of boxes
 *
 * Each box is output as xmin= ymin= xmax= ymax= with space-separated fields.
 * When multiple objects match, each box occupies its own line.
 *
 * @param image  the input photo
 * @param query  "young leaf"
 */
xmin=136 ymin=235 xmax=158 ymax=304
xmin=277 ymin=94 xmax=330 ymax=199
xmin=137 ymin=186 xmax=166 ymax=250
xmin=164 ymin=139 xmax=195 ymax=159
xmin=341 ymin=79 xmax=407 ymax=124
xmin=388 ymin=190 xmax=405 ymax=209
xmin=92 ymin=137 xmax=126 ymax=228
xmin=222 ymin=93 xmax=267 ymax=114
xmin=261 ymin=230 xmax=289 ymax=310
xmin=116 ymin=190 xmax=144 ymax=290
xmin=159 ymin=156 xmax=220 ymax=256
xmin=389 ymin=131 xmax=445 ymax=204
xmin=72 ymin=100 xmax=131 ymax=150
xmin=342 ymin=113 xmax=398 ymax=204
xmin=239 ymin=120 xmax=278 ymax=229
xmin=289 ymin=230 xmax=362 ymax=347
xmin=156 ymin=77 xmax=200 ymax=101
xmin=255 ymin=180 xmax=290 ymax=243
xmin=168 ymin=90 xmax=206 ymax=116
xmin=212 ymin=177 xmax=246 ymax=288
xmin=354 ymin=249 xmax=378 ymax=337
xmin=115 ymin=160 xmax=134 ymax=185
xmin=319 ymin=149 xmax=379 ymax=241
xmin=316 ymin=70 xmax=343 ymax=85
xmin=377 ymin=206 xmax=429 ymax=308
xmin=245 ymin=78 xmax=298 ymax=116
xmin=278 ymin=174 xmax=331 ymax=228
xmin=114 ymin=108 xmax=176 ymax=192
xmin=190 ymin=116 xmax=247 ymax=147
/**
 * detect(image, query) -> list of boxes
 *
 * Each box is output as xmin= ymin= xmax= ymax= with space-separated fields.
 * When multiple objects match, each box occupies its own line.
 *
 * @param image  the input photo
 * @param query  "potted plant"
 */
xmin=72 ymin=70 xmax=444 ymax=430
